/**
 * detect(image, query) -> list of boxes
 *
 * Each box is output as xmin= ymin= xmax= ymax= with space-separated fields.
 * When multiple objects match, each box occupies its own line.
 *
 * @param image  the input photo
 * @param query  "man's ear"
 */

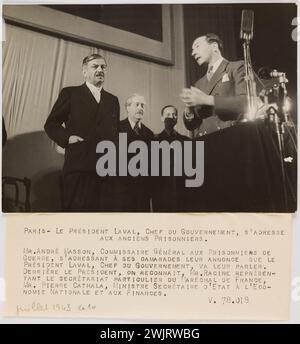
xmin=212 ymin=42 xmax=219 ymax=52
xmin=161 ymin=116 xmax=165 ymax=122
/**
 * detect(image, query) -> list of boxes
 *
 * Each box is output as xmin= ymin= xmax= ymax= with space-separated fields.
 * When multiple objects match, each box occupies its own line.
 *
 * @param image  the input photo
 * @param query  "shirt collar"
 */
xmin=128 ymin=117 xmax=141 ymax=130
xmin=208 ymin=57 xmax=224 ymax=74
xmin=86 ymin=81 xmax=102 ymax=94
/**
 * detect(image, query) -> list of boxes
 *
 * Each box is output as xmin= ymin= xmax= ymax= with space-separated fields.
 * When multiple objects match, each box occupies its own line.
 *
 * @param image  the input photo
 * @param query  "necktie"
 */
xmin=206 ymin=65 xmax=214 ymax=81
xmin=133 ymin=122 xmax=141 ymax=136
xmin=96 ymin=88 xmax=101 ymax=103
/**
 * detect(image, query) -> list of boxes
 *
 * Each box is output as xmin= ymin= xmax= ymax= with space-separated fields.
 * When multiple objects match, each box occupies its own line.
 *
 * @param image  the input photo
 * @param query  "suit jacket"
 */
xmin=154 ymin=129 xmax=190 ymax=178
xmin=118 ymin=117 xmax=154 ymax=211
xmin=118 ymin=117 xmax=154 ymax=182
xmin=119 ymin=118 xmax=154 ymax=143
xmin=154 ymin=128 xmax=190 ymax=179
xmin=184 ymin=59 xmax=247 ymax=136
xmin=152 ymin=129 xmax=190 ymax=211
xmin=155 ymin=129 xmax=189 ymax=142
xmin=44 ymin=83 xmax=120 ymax=175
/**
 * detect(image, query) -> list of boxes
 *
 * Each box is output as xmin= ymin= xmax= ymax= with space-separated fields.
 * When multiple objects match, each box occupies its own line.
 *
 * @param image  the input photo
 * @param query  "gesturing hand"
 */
xmin=180 ymin=86 xmax=214 ymax=107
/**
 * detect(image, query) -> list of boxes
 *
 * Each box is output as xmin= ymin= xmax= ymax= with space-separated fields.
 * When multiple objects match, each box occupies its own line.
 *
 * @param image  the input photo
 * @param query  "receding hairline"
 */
xmin=193 ymin=34 xmax=223 ymax=53
xmin=125 ymin=94 xmax=146 ymax=108
xmin=82 ymin=54 xmax=106 ymax=67
xmin=192 ymin=36 xmax=206 ymax=46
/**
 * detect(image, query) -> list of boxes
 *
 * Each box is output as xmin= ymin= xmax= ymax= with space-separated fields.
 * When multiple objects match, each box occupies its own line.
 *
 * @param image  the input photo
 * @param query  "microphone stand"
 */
xmin=241 ymin=33 xmax=257 ymax=120
xmin=265 ymin=75 xmax=290 ymax=210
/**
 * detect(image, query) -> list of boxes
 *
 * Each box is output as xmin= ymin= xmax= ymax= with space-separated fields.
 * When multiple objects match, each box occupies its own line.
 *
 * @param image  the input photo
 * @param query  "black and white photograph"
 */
xmin=2 ymin=3 xmax=297 ymax=213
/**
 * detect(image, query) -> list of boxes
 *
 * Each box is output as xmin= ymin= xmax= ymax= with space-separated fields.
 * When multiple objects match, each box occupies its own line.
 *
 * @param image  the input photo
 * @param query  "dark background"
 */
xmin=46 ymin=4 xmax=163 ymax=41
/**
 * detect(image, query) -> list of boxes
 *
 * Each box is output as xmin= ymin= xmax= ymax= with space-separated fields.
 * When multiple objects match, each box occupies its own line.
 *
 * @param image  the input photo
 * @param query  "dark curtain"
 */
xmin=184 ymin=4 xmax=239 ymax=86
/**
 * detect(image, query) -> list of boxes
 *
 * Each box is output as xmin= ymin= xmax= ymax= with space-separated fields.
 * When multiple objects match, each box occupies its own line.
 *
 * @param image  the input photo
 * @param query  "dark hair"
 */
xmin=82 ymin=53 xmax=105 ymax=66
xmin=205 ymin=33 xmax=223 ymax=54
xmin=161 ymin=105 xmax=178 ymax=116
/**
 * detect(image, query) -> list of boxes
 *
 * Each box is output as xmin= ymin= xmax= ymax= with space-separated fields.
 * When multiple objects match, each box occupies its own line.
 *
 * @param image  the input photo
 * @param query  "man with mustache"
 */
xmin=180 ymin=33 xmax=247 ymax=136
xmin=152 ymin=105 xmax=190 ymax=211
xmin=118 ymin=94 xmax=154 ymax=212
xmin=44 ymin=53 xmax=120 ymax=211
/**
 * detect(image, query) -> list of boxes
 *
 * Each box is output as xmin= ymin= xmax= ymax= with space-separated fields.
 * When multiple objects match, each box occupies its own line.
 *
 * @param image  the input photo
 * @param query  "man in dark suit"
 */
xmin=180 ymin=33 xmax=247 ymax=136
xmin=152 ymin=105 xmax=190 ymax=212
xmin=44 ymin=53 xmax=120 ymax=211
xmin=118 ymin=94 xmax=154 ymax=212
xmin=156 ymin=105 xmax=189 ymax=142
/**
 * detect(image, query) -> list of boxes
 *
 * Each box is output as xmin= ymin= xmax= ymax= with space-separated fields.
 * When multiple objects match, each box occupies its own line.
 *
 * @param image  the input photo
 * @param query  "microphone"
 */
xmin=240 ymin=10 xmax=254 ymax=40
xmin=270 ymin=70 xmax=286 ymax=78
xmin=258 ymin=66 xmax=272 ymax=80
xmin=258 ymin=66 xmax=287 ymax=79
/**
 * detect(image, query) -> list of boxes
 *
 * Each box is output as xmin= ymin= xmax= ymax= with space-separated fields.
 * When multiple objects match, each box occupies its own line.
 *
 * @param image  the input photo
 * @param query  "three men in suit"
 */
xmin=152 ymin=105 xmax=190 ymax=212
xmin=45 ymin=34 xmax=244 ymax=212
xmin=181 ymin=33 xmax=247 ymax=136
xmin=118 ymin=94 xmax=154 ymax=212
xmin=44 ymin=53 xmax=120 ymax=211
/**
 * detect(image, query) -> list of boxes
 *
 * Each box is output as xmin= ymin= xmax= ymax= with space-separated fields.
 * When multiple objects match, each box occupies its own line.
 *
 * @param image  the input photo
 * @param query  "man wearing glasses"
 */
xmin=44 ymin=53 xmax=120 ymax=211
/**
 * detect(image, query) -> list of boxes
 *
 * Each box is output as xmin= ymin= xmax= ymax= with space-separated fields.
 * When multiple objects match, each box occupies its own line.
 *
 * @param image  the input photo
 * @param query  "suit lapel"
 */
xmin=140 ymin=123 xmax=147 ymax=138
xmin=206 ymin=59 xmax=229 ymax=95
xmin=96 ymin=89 xmax=111 ymax=124
xmin=197 ymin=77 xmax=211 ymax=94
xmin=80 ymin=84 xmax=113 ymax=124
xmin=124 ymin=118 xmax=138 ymax=142
xmin=81 ymin=83 xmax=99 ymax=111
xmin=125 ymin=118 xmax=134 ymax=133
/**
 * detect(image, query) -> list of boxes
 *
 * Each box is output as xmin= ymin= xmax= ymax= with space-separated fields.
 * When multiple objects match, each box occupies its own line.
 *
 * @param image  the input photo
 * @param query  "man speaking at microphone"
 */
xmin=180 ymin=33 xmax=247 ymax=136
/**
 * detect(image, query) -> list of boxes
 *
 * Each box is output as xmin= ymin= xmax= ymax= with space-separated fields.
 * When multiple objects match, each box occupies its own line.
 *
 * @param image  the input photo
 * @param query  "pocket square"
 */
xmin=222 ymin=73 xmax=230 ymax=82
